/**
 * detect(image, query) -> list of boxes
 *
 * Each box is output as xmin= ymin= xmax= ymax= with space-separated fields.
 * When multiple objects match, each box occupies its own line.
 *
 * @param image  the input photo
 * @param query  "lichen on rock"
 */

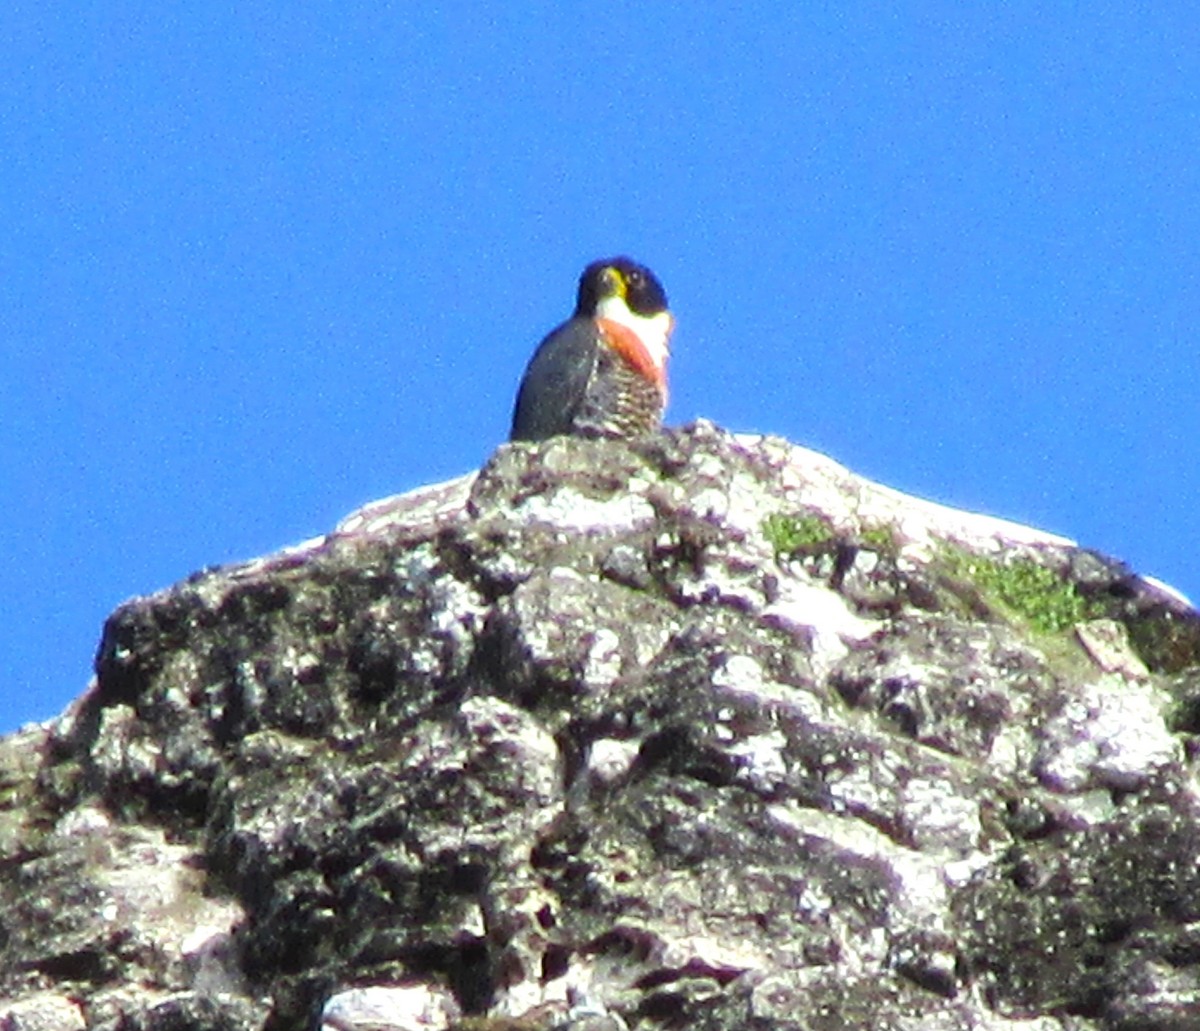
xmin=3 ymin=421 xmax=1200 ymax=1030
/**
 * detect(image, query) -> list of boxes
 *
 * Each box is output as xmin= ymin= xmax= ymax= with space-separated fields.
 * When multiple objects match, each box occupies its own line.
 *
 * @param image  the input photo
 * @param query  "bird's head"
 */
xmin=575 ymin=257 xmax=674 ymax=375
xmin=575 ymin=257 xmax=669 ymax=318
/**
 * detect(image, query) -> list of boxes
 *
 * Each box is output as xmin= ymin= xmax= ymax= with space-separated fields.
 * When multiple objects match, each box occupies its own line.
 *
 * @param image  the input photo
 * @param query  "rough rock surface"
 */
xmin=4 ymin=421 xmax=1200 ymax=1031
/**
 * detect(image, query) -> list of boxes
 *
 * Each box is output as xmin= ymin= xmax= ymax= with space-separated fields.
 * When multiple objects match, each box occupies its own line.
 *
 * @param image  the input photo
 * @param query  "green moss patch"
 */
xmin=762 ymin=512 xmax=838 ymax=558
xmin=941 ymin=549 xmax=1102 ymax=634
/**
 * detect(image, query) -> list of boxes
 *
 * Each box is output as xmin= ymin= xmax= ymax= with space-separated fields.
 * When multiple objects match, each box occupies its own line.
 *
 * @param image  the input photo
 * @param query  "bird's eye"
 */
xmin=627 ymin=270 xmax=643 ymax=285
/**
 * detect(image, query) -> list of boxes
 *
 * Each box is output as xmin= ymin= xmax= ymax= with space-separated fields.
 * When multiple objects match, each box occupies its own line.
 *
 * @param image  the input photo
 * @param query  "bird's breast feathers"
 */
xmin=593 ymin=297 xmax=673 ymax=396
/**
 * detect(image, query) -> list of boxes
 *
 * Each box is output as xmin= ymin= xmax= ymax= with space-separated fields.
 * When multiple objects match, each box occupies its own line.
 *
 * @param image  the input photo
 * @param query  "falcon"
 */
xmin=510 ymin=257 xmax=673 ymax=442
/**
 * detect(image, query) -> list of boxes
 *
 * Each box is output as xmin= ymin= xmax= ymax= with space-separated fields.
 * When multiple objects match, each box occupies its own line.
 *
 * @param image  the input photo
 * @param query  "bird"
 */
xmin=509 ymin=257 xmax=674 ymax=442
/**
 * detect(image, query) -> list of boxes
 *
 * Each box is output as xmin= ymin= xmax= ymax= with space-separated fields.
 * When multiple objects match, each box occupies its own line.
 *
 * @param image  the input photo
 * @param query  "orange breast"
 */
xmin=595 ymin=318 xmax=668 ymax=397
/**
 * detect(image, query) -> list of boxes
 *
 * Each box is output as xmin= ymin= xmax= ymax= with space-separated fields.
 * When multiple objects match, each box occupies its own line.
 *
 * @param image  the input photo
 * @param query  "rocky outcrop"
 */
xmin=3 ymin=422 xmax=1200 ymax=1031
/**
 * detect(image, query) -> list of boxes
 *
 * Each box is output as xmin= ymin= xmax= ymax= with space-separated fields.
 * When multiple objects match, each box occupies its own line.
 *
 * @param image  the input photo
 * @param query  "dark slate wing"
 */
xmin=509 ymin=319 xmax=599 ymax=442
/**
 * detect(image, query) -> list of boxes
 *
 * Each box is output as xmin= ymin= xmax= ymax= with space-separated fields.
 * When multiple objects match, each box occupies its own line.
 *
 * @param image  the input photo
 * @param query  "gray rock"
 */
xmin=3 ymin=422 xmax=1200 ymax=1030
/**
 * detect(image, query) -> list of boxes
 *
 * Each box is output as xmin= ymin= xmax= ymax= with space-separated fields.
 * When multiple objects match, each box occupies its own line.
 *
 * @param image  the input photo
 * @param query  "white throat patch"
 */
xmin=595 ymin=294 xmax=673 ymax=371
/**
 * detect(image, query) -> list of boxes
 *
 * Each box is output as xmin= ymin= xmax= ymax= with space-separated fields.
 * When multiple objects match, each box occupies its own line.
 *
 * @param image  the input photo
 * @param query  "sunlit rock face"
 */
xmin=3 ymin=421 xmax=1200 ymax=1031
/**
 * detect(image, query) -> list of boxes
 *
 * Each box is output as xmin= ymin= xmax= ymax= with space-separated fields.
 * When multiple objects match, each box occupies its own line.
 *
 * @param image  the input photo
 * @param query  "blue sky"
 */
xmin=3 ymin=5 xmax=1198 ymax=733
